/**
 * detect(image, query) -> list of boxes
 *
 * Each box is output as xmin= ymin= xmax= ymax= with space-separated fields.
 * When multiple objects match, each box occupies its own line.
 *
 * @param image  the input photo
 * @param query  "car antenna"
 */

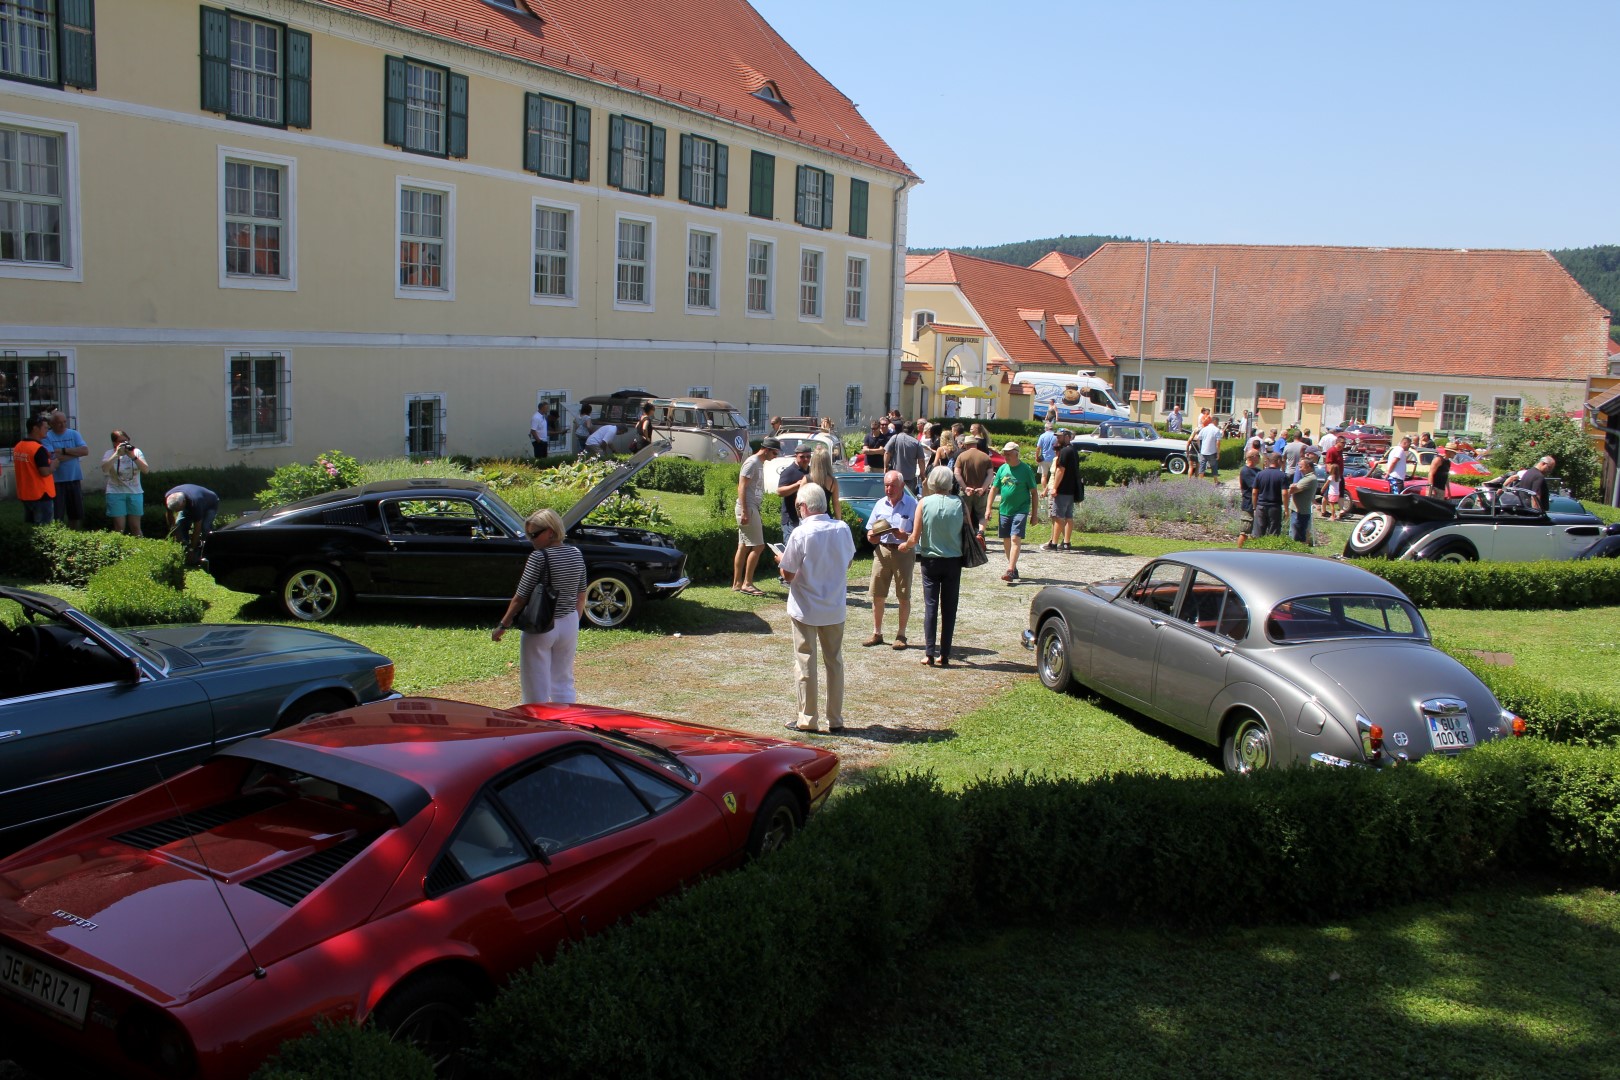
xmin=154 ymin=762 xmax=268 ymax=979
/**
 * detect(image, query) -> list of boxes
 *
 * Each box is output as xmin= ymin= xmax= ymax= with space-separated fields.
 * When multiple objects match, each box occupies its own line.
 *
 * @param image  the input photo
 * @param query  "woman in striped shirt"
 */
xmin=491 ymin=508 xmax=589 ymax=703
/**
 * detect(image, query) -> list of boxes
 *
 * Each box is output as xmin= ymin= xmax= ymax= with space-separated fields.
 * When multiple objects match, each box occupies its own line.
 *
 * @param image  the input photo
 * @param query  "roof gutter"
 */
xmin=888 ymin=175 xmax=921 ymax=415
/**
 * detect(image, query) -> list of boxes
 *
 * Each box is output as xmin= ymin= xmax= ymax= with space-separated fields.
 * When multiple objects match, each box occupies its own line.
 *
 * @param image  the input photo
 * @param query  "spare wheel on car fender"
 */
xmin=1347 ymin=512 xmax=1393 ymax=554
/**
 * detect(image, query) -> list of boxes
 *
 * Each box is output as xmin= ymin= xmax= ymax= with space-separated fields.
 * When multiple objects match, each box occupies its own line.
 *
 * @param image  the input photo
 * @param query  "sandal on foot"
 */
xmin=738 ymin=585 xmax=765 ymax=597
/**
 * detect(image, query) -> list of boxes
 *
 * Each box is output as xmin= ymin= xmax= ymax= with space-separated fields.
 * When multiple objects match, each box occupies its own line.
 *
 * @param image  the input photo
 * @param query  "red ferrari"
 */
xmin=1343 ymin=474 xmax=1473 ymax=511
xmin=0 ymin=699 xmax=838 ymax=1078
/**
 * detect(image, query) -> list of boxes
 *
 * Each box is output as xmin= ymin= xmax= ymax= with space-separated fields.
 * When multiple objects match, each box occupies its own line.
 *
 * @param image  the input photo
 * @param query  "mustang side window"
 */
xmin=497 ymin=750 xmax=651 ymax=855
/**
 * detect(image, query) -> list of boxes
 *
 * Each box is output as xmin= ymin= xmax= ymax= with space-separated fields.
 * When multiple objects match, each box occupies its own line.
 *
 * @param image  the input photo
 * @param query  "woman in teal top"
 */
xmin=901 ymin=466 xmax=966 ymax=667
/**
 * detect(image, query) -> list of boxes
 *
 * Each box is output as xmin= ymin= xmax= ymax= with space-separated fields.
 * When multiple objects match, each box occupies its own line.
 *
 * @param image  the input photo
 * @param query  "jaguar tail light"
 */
xmin=375 ymin=662 xmax=396 ymax=694
xmin=1356 ymin=715 xmax=1383 ymax=762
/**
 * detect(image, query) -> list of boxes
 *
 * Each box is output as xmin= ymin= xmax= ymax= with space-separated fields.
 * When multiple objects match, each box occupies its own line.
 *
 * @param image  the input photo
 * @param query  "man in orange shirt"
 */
xmin=13 ymin=413 xmax=57 ymax=525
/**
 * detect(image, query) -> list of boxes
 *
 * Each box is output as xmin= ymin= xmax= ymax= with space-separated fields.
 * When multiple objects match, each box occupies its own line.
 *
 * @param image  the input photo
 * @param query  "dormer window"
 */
xmin=753 ymin=80 xmax=786 ymax=106
xmin=481 ymin=0 xmax=541 ymax=18
xmin=1055 ymin=314 xmax=1080 ymax=344
xmin=1019 ymin=308 xmax=1046 ymax=339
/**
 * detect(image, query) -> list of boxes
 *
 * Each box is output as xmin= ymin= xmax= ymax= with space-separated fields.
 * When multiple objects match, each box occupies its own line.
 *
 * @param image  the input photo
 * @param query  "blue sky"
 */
xmin=752 ymin=0 xmax=1617 ymax=251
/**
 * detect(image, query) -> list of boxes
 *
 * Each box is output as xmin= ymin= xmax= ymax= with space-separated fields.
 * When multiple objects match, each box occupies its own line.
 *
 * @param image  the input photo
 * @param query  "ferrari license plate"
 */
xmin=1426 ymin=713 xmax=1475 ymax=751
xmin=0 ymin=945 xmax=92 ymax=1026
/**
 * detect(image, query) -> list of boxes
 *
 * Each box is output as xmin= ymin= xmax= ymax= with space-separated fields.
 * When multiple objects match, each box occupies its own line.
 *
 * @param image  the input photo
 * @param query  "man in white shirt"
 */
xmin=779 ymin=482 xmax=856 ymax=733
xmin=1197 ymin=417 xmax=1223 ymax=479
xmin=863 ymin=471 xmax=917 ymax=649
xmin=529 ymin=403 xmax=549 ymax=459
xmin=584 ymin=423 xmax=619 ymax=458
xmin=1383 ymin=436 xmax=1413 ymax=494
xmin=1318 ymin=426 xmax=1339 ymax=455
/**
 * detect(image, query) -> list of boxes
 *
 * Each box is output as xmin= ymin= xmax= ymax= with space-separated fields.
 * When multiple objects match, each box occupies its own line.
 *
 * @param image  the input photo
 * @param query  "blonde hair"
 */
xmin=525 ymin=508 xmax=565 ymax=543
xmin=808 ymin=445 xmax=841 ymax=517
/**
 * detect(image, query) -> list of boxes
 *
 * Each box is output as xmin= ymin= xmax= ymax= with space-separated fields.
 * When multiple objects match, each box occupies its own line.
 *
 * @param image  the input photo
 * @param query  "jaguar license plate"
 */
xmin=0 ymin=944 xmax=92 ymax=1026
xmin=1426 ymin=713 xmax=1475 ymax=751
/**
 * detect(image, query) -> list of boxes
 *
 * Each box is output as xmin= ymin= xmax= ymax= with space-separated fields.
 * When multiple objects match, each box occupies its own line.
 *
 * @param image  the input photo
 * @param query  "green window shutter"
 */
xmin=714 ymin=144 xmax=728 ymax=209
xmin=284 ymin=29 xmax=311 ymax=129
xmin=58 ymin=0 xmax=96 ymax=90
xmin=447 ymin=72 xmax=469 ymax=158
xmin=607 ymin=115 xmax=624 ymax=189
xmin=572 ymin=104 xmax=591 ymax=181
xmin=678 ymin=134 xmax=694 ymax=203
xmin=648 ymin=125 xmax=666 ymax=196
xmin=523 ymin=93 xmax=542 ymax=173
xmin=819 ymin=171 xmax=833 ymax=231
xmin=200 ymin=7 xmax=230 ymax=114
xmin=749 ymin=151 xmax=774 ymax=218
xmin=794 ymin=164 xmax=808 ymax=226
xmin=383 ymin=56 xmax=406 ymax=147
xmin=849 ymin=177 xmax=869 ymax=238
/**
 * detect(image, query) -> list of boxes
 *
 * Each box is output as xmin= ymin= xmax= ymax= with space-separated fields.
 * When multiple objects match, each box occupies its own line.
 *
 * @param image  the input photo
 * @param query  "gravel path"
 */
xmin=438 ymin=542 xmax=1151 ymax=774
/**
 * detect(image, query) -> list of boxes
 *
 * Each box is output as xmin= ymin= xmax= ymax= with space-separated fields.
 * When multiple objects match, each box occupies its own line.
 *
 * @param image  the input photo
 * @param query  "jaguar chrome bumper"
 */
xmin=1020 ymin=629 xmax=1035 ymax=649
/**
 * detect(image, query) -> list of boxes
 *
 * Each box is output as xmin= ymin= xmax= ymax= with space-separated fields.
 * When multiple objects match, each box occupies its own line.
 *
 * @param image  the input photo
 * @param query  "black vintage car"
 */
xmin=1071 ymin=419 xmax=1191 ymax=474
xmin=204 ymin=444 xmax=689 ymax=628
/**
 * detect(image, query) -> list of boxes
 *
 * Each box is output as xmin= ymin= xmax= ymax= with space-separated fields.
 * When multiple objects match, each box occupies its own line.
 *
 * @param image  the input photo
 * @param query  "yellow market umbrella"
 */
xmin=942 ymin=384 xmax=995 ymax=398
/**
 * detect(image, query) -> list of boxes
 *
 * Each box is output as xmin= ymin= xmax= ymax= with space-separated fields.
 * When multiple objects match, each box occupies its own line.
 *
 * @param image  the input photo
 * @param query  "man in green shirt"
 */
xmin=989 ymin=442 xmax=1040 ymax=582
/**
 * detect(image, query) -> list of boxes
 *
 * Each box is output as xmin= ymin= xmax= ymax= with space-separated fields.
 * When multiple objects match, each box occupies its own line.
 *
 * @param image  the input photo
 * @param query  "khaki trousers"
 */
xmin=790 ymin=618 xmax=845 ymax=729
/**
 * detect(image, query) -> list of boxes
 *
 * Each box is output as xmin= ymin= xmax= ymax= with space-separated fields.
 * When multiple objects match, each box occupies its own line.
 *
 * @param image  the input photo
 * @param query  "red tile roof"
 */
xmin=905 ymin=254 xmax=934 ymax=276
xmin=315 ymin=0 xmax=914 ymax=176
xmin=1067 ymin=243 xmax=1609 ymax=382
xmin=1029 ymin=251 xmax=1084 ymax=276
xmin=907 ymin=251 xmax=1113 ymax=371
xmin=920 ymin=322 xmax=988 ymax=337
xmin=1608 ymin=338 xmax=1620 ymax=356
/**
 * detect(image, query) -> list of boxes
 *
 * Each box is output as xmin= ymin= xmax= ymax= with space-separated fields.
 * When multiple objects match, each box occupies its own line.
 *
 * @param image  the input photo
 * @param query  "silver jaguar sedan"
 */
xmin=1022 ymin=550 xmax=1524 ymax=773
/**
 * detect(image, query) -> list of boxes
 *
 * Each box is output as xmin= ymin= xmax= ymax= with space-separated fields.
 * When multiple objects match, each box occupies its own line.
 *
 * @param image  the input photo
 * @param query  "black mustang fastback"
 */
xmin=204 ymin=444 xmax=688 ymax=628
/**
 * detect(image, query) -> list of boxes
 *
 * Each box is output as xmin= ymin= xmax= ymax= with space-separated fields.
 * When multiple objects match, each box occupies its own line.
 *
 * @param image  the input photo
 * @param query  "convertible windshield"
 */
xmin=1265 ymin=594 xmax=1427 ymax=644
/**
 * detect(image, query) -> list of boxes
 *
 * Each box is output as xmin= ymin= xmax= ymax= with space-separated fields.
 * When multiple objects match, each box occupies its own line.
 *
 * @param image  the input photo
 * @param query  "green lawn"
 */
xmin=772 ymin=883 xmax=1620 ymax=1080
xmin=1427 ymin=606 xmax=1620 ymax=698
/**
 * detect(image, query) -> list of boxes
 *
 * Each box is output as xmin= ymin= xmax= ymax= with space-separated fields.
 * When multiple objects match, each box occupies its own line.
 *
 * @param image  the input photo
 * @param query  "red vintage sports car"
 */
xmin=0 ymin=699 xmax=838 ymax=1078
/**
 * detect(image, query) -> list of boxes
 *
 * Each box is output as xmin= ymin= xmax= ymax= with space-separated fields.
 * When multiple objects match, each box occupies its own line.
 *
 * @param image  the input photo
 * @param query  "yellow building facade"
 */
xmin=0 ymin=0 xmax=915 ymax=476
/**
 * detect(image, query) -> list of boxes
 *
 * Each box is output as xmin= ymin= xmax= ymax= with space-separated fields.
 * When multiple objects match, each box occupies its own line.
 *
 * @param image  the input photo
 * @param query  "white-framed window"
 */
xmin=219 ymin=147 xmax=295 ymax=290
xmin=530 ymin=94 xmax=576 ymax=180
xmin=686 ymin=227 xmax=717 ymax=312
xmin=844 ymin=384 xmax=862 ymax=427
xmin=688 ymin=386 xmax=712 ymax=399
xmin=1493 ymin=397 xmax=1522 ymax=427
xmin=1163 ymin=377 xmax=1187 ymax=413
xmin=0 ymin=113 xmax=79 ymax=281
xmin=747 ymin=385 xmax=768 ymax=433
xmin=405 ymin=392 xmax=447 ymax=456
xmin=1212 ymin=380 xmax=1234 ymax=416
xmin=228 ymin=12 xmax=283 ymax=125
xmin=1344 ymin=388 xmax=1371 ymax=424
xmin=844 ymin=255 xmax=867 ymax=323
xmin=912 ymin=310 xmax=935 ymax=341
xmin=614 ymin=215 xmax=654 ymax=308
xmin=1393 ymin=390 xmax=1419 ymax=410
xmin=746 ymin=236 xmax=773 ymax=316
xmin=687 ymin=135 xmax=718 ymax=208
xmin=396 ymin=178 xmax=454 ymax=300
xmin=531 ymin=198 xmax=576 ymax=305
xmin=1 ymin=1 xmax=58 ymax=84
xmin=799 ymin=384 xmax=819 ymax=417
xmin=795 ymin=164 xmax=831 ymax=229
xmin=227 ymin=350 xmax=290 ymax=448
xmin=799 ymin=246 xmax=823 ymax=320
xmin=621 ymin=118 xmax=650 ymax=194
xmin=1441 ymin=394 xmax=1471 ymax=431
xmin=0 ymin=350 xmax=73 ymax=447
xmin=1255 ymin=381 xmax=1280 ymax=403
xmin=405 ymin=60 xmax=446 ymax=155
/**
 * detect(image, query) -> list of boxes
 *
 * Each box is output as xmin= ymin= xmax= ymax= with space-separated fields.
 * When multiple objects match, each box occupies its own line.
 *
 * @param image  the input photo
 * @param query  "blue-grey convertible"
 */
xmin=0 ymin=587 xmax=396 ymax=842
xmin=1022 ymin=550 xmax=1524 ymax=773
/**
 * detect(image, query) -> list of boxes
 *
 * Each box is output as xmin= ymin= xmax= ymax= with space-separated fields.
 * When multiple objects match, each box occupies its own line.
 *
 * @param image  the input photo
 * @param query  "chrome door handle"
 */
xmin=0 ymin=730 xmax=20 ymax=740
xmin=1213 ymin=644 xmax=1232 ymax=656
xmin=1149 ymin=618 xmax=1166 ymax=628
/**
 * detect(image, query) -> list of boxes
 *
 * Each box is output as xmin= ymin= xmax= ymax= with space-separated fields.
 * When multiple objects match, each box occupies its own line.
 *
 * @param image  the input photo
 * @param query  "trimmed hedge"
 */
xmin=254 ymin=1018 xmax=434 ymax=1080
xmin=264 ymin=742 xmax=1620 ymax=1079
xmin=0 ymin=526 xmax=202 ymax=625
xmin=1450 ymin=653 xmax=1620 ymax=747
xmin=1349 ymin=558 xmax=1620 ymax=609
xmin=1076 ymin=452 xmax=1165 ymax=488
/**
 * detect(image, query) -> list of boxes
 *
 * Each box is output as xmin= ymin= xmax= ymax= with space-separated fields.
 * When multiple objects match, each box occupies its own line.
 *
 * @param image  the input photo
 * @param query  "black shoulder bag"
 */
xmin=513 ymin=550 xmax=558 ymax=634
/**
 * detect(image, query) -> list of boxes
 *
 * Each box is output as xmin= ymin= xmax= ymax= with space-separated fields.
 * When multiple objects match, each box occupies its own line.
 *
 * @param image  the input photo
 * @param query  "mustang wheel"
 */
xmin=583 ymin=573 xmax=640 ymax=628
xmin=1036 ymin=618 xmax=1073 ymax=691
xmin=746 ymin=787 xmax=804 ymax=859
xmin=279 ymin=565 xmax=347 ymax=622
xmin=1221 ymin=714 xmax=1274 ymax=775
xmin=1423 ymin=540 xmax=1477 ymax=564
xmin=373 ymin=973 xmax=478 ymax=1078
xmin=1347 ymin=512 xmax=1393 ymax=555
xmin=1166 ymin=455 xmax=1189 ymax=475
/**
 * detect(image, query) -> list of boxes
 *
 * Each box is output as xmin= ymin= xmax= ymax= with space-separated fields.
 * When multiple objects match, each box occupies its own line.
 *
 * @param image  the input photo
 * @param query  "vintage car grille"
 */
xmin=241 ymin=833 xmax=376 ymax=906
xmin=111 ymin=792 xmax=283 ymax=850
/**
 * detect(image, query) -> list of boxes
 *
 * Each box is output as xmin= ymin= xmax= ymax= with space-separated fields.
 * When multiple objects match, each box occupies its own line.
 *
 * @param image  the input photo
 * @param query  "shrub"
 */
xmin=0 ymin=521 xmax=48 ymax=579
xmin=252 ymin=1018 xmax=434 ymax=1080
xmin=142 ymin=462 xmax=271 ymax=501
xmin=584 ymin=495 xmax=673 ymax=530
xmin=637 ymin=457 xmax=711 ymax=494
xmin=82 ymin=555 xmax=206 ymax=625
xmin=257 ymin=451 xmax=364 ymax=508
xmin=359 ymin=457 xmax=473 ymax=483
xmin=1449 ymin=653 xmax=1620 ymax=747
xmin=25 ymin=527 xmax=181 ymax=589
xmin=702 ymin=463 xmax=742 ymax=519
xmin=1070 ymin=490 xmax=1131 ymax=533
xmin=1117 ymin=477 xmax=1229 ymax=525
xmin=1490 ymin=407 xmax=1602 ymax=499
xmin=1350 ymin=558 xmax=1620 ymax=609
xmin=1076 ymin=453 xmax=1162 ymax=488
xmin=1241 ymin=534 xmax=1316 ymax=553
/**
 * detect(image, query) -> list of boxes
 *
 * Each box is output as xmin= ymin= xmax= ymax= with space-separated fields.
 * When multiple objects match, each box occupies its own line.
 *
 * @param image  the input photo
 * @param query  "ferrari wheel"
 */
xmin=1347 ymin=512 xmax=1393 ymax=555
xmin=1036 ymin=618 xmax=1073 ymax=692
xmin=1166 ymin=455 xmax=1189 ymax=475
xmin=583 ymin=573 xmax=640 ymax=629
xmin=279 ymin=565 xmax=347 ymax=622
xmin=1221 ymin=713 xmax=1274 ymax=775
xmin=373 ymin=973 xmax=479 ymax=1078
xmin=746 ymin=787 xmax=804 ymax=860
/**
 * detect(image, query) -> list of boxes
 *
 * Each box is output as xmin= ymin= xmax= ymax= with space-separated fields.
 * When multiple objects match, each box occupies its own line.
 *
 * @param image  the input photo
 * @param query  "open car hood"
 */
xmin=562 ymin=439 xmax=672 ymax=532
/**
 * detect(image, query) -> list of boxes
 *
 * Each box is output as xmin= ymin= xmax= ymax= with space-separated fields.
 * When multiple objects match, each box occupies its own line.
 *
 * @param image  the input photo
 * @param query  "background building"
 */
xmin=0 ymin=0 xmax=916 ymax=476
